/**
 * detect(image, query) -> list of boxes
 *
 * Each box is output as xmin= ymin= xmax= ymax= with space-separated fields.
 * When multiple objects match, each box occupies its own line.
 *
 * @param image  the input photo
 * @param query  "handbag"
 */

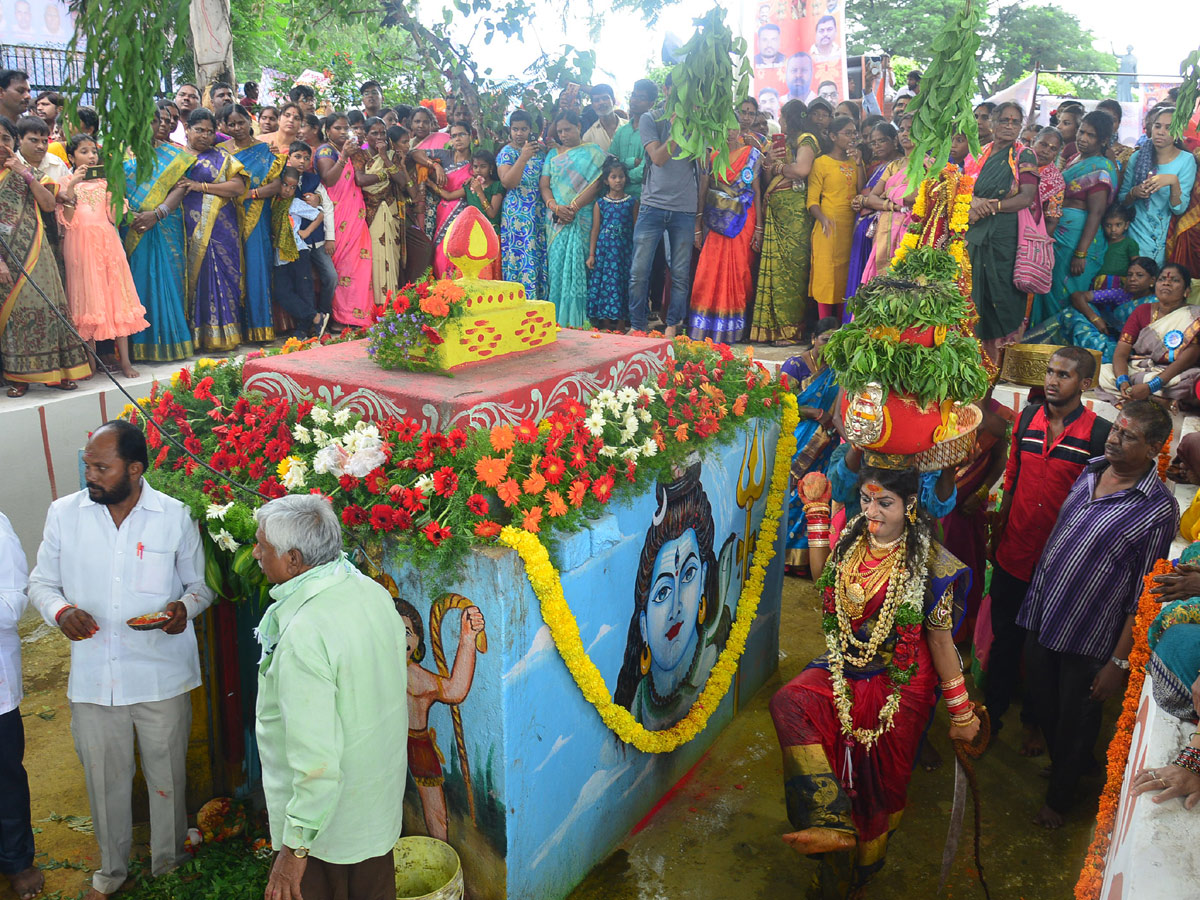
xmin=1009 ymin=168 xmax=1055 ymax=295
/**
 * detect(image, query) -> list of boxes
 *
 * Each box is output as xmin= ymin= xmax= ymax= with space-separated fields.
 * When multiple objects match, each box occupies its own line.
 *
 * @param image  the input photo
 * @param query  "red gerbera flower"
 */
xmin=432 ymin=466 xmax=459 ymax=497
xmin=466 ymin=494 xmax=489 ymax=516
xmin=474 ymin=520 xmax=501 ymax=538
xmin=420 ymin=324 xmax=444 ymax=345
xmin=540 ymin=455 xmax=567 ymax=484
xmin=514 ymin=418 xmax=538 ymax=443
xmin=591 ymin=474 xmax=614 ymax=503
xmin=369 ymin=505 xmax=397 ymax=532
xmin=423 ymin=521 xmax=451 ymax=546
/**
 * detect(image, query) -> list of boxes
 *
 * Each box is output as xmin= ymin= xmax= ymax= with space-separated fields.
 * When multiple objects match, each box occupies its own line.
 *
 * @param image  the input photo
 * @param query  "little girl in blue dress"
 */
xmin=586 ymin=159 xmax=638 ymax=329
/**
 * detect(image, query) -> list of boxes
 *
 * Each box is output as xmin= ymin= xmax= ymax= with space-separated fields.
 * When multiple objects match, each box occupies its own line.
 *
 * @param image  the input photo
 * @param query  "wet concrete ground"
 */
xmin=567 ymin=576 xmax=1097 ymax=900
xmin=6 ymin=575 xmax=1098 ymax=900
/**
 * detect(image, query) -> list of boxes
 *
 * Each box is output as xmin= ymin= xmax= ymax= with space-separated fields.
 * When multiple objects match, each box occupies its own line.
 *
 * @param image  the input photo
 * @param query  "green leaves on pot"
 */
xmin=889 ymin=246 xmax=962 ymax=283
xmin=1173 ymin=47 xmax=1200 ymax=141
xmin=849 ymin=278 xmax=972 ymax=330
xmin=902 ymin=0 xmax=983 ymax=190
xmin=664 ymin=6 xmax=752 ymax=174
xmin=823 ymin=327 xmax=989 ymax=408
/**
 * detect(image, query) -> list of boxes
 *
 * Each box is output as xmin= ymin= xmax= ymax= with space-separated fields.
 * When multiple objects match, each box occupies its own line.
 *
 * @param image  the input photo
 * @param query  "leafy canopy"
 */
xmin=847 ymin=0 xmax=1113 ymax=96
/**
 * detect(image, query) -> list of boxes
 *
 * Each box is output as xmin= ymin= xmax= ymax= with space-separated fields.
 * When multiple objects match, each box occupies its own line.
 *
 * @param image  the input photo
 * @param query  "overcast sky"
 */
xmin=455 ymin=0 xmax=1188 ymax=96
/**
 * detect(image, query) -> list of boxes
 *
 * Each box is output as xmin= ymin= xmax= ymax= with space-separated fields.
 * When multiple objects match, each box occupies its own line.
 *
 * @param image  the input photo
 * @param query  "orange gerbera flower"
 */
xmin=733 ymin=393 xmax=748 ymax=416
xmin=489 ymin=424 xmax=516 ymax=451
xmin=474 ymin=455 xmax=508 ymax=488
xmin=546 ymin=489 xmax=568 ymax=517
xmin=522 ymin=505 xmax=543 ymax=533
xmin=419 ymin=294 xmax=451 ymax=317
xmin=567 ymin=478 xmax=589 ymax=507
xmin=523 ymin=471 xmax=546 ymax=495
xmin=497 ymin=478 xmax=522 ymax=507
xmin=674 ymin=423 xmax=689 ymax=442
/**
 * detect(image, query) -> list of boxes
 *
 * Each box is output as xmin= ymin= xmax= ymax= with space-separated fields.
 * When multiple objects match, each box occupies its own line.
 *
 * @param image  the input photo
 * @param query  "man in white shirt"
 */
xmin=1 ymin=511 xmax=42 ymax=900
xmin=169 ymin=83 xmax=201 ymax=144
xmin=29 ymin=421 xmax=213 ymax=900
xmin=581 ymin=84 xmax=625 ymax=152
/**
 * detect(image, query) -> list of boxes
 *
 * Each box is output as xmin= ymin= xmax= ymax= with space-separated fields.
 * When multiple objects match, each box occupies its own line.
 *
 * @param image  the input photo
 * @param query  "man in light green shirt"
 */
xmin=609 ymin=78 xmax=659 ymax=199
xmin=252 ymin=495 xmax=408 ymax=900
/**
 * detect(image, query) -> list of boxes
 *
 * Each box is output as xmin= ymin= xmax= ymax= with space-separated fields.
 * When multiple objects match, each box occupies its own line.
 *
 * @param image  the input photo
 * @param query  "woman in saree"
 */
xmin=782 ymin=317 xmax=841 ymax=576
xmin=362 ymin=117 xmax=407 ymax=304
xmin=315 ymin=112 xmax=381 ymax=327
xmin=497 ymin=109 xmax=548 ymax=300
xmin=1097 ymin=263 xmax=1200 ymax=404
xmin=1033 ymin=111 xmax=1119 ymax=325
xmin=218 ymin=103 xmax=283 ymax=342
xmin=178 ymin=108 xmax=248 ymax=352
xmin=1122 ymin=106 xmax=1198 ymax=265
xmin=964 ymin=101 xmax=1039 ymax=364
xmin=809 ymin=116 xmax=861 ymax=322
xmin=124 ymin=102 xmax=194 ymax=363
xmin=1060 ymin=256 xmax=1158 ymax=364
xmin=750 ymin=100 xmax=820 ymax=345
xmin=430 ymin=122 xmax=476 ymax=278
xmin=859 ymin=114 xmax=915 ymax=284
xmin=688 ymin=130 xmax=763 ymax=343
xmin=409 ymin=107 xmax=450 ymax=240
xmin=539 ymin=111 xmax=606 ymax=327
xmin=0 ymin=116 xmax=91 ymax=396
xmin=769 ymin=466 xmax=977 ymax=899
xmin=845 ymin=122 xmax=900 ymax=301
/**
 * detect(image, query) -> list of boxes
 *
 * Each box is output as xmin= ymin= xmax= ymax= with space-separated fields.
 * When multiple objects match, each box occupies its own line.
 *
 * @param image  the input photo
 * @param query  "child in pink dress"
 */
xmin=57 ymin=134 xmax=149 ymax=377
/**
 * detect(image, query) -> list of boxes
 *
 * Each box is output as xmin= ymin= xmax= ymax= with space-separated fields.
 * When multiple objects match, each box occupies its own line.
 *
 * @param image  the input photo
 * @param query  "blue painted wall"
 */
xmin=389 ymin=417 xmax=785 ymax=899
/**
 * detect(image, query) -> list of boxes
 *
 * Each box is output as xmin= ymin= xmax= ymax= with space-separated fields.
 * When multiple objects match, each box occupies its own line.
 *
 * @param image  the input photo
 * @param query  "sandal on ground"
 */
xmin=6 ymin=384 xmax=28 ymax=398
xmin=51 ymin=380 xmax=78 ymax=391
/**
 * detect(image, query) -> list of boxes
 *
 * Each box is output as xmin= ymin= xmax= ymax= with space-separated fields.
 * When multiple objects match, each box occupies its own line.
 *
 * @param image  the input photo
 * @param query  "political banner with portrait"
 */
xmin=744 ymin=0 xmax=847 ymax=122
xmin=0 ymin=0 xmax=76 ymax=48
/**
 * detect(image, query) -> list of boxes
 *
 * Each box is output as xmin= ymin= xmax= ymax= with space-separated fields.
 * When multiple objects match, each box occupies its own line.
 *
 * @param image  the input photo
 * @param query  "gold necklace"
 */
xmin=836 ymin=538 xmax=902 ymax=620
xmin=868 ymin=530 xmax=905 ymax=552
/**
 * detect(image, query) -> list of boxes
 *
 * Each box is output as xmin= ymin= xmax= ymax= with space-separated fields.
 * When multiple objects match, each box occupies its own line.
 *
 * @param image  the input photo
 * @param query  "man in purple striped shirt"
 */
xmin=1017 ymin=400 xmax=1178 ymax=829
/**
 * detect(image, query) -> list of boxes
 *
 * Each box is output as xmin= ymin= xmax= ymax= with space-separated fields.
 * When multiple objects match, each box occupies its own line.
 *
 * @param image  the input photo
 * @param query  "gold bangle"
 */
xmin=940 ymin=675 xmax=965 ymax=691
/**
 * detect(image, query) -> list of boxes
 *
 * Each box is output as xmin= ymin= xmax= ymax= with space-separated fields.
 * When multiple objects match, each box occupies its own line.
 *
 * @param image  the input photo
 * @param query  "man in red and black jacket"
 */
xmin=984 ymin=347 xmax=1111 ymax=751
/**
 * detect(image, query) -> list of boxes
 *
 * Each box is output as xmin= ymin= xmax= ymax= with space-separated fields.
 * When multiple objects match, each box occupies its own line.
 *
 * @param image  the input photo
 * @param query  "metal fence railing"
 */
xmin=1 ymin=44 xmax=97 ymax=103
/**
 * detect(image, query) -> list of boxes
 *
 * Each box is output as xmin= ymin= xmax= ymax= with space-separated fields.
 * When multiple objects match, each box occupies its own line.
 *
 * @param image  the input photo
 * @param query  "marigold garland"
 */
xmin=1073 ymin=558 xmax=1172 ymax=900
xmin=498 ymin=393 xmax=800 ymax=753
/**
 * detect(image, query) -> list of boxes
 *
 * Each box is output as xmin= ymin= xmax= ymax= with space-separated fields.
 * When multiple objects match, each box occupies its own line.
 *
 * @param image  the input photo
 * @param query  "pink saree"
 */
xmin=432 ymin=162 xmax=473 ymax=277
xmin=860 ymin=158 xmax=913 ymax=284
xmin=316 ymin=143 xmax=373 ymax=325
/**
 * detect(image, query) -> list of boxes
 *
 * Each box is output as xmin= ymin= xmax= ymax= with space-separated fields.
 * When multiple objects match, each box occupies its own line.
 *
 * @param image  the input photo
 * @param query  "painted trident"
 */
xmin=736 ymin=422 xmax=767 ymax=587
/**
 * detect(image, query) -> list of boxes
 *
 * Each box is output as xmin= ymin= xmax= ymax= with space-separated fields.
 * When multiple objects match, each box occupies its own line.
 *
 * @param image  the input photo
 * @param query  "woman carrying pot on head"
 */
xmin=769 ymin=465 xmax=975 ymax=899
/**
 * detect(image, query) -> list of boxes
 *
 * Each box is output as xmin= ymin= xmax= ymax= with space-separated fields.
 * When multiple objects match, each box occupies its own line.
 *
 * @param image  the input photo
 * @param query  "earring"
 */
xmin=698 ymin=595 xmax=707 ymax=624
xmin=640 ymin=642 xmax=651 ymax=675
xmin=906 ymin=504 xmax=917 ymax=524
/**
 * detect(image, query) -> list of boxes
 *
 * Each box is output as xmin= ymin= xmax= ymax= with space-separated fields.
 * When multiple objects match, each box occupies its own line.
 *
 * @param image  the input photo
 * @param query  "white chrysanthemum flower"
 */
xmin=309 ymin=406 xmax=332 ymax=425
xmin=595 ymin=388 xmax=615 ymax=405
xmin=206 ymin=501 xmax=233 ymax=520
xmin=585 ymin=410 xmax=607 ymax=437
xmin=415 ymin=474 xmax=435 ymax=495
xmin=312 ymin=444 xmax=349 ymax=476
xmin=311 ymin=428 xmax=332 ymax=448
xmin=212 ymin=529 xmax=239 ymax=552
xmin=598 ymin=445 xmax=621 ymax=458
xmin=637 ymin=408 xmax=652 ymax=423
xmin=616 ymin=386 xmax=638 ymax=405
xmin=291 ymin=423 xmax=312 ymax=444
xmin=332 ymin=408 xmax=352 ymax=427
xmin=641 ymin=438 xmax=658 ymax=457
xmin=621 ymin=446 xmax=641 ymax=461
xmin=345 ymin=448 xmax=388 ymax=478
xmin=280 ymin=458 xmax=308 ymax=490
xmin=343 ymin=427 xmax=383 ymax=455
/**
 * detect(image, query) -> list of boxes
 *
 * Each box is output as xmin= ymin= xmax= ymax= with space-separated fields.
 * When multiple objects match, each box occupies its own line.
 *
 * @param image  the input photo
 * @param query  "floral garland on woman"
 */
xmin=498 ymin=392 xmax=800 ymax=753
xmin=815 ymin=521 xmax=931 ymax=749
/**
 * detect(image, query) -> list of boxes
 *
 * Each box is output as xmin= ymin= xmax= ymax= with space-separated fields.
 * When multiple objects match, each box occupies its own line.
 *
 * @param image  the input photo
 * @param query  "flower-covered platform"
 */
xmin=241 ymin=329 xmax=673 ymax=432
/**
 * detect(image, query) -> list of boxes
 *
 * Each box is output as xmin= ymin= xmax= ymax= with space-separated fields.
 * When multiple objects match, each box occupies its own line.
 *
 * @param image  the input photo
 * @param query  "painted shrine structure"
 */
xmin=239 ymin=217 xmax=790 ymax=898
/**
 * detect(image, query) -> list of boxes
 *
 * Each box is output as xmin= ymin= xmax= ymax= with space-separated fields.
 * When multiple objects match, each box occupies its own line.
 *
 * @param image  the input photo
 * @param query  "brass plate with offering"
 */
xmin=126 ymin=611 xmax=172 ymax=631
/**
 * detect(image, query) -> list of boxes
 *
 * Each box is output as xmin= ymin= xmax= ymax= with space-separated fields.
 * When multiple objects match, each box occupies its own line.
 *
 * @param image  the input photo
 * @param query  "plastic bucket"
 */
xmin=394 ymin=836 xmax=465 ymax=900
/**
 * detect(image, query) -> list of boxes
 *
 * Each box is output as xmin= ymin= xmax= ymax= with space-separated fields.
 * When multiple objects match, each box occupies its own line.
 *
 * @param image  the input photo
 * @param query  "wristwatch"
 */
xmin=1110 ymin=656 xmax=1131 ymax=671
xmin=290 ymin=846 xmax=309 ymax=859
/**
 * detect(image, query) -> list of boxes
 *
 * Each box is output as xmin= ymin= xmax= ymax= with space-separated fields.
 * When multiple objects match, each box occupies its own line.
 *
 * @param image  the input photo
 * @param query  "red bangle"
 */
xmin=55 ymin=605 xmax=75 ymax=624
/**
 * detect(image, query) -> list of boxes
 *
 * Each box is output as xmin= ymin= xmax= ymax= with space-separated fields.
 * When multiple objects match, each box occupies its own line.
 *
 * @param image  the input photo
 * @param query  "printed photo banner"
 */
xmin=745 ymin=0 xmax=847 ymax=122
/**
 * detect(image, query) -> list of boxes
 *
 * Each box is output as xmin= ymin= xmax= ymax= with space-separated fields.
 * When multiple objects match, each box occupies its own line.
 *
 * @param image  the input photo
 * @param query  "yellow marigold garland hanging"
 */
xmin=499 ymin=393 xmax=800 ymax=753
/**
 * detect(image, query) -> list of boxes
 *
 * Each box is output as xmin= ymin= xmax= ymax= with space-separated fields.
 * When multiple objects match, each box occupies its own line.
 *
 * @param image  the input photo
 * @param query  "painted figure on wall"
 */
xmin=613 ymin=464 xmax=732 ymax=729
xmin=395 ymin=595 xmax=486 ymax=842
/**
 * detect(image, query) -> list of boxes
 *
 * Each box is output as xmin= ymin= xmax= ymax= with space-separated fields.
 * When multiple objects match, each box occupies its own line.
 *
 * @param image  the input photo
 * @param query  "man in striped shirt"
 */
xmin=1018 ymin=400 xmax=1178 ymax=829
xmin=985 ymin=348 xmax=1110 ymax=753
